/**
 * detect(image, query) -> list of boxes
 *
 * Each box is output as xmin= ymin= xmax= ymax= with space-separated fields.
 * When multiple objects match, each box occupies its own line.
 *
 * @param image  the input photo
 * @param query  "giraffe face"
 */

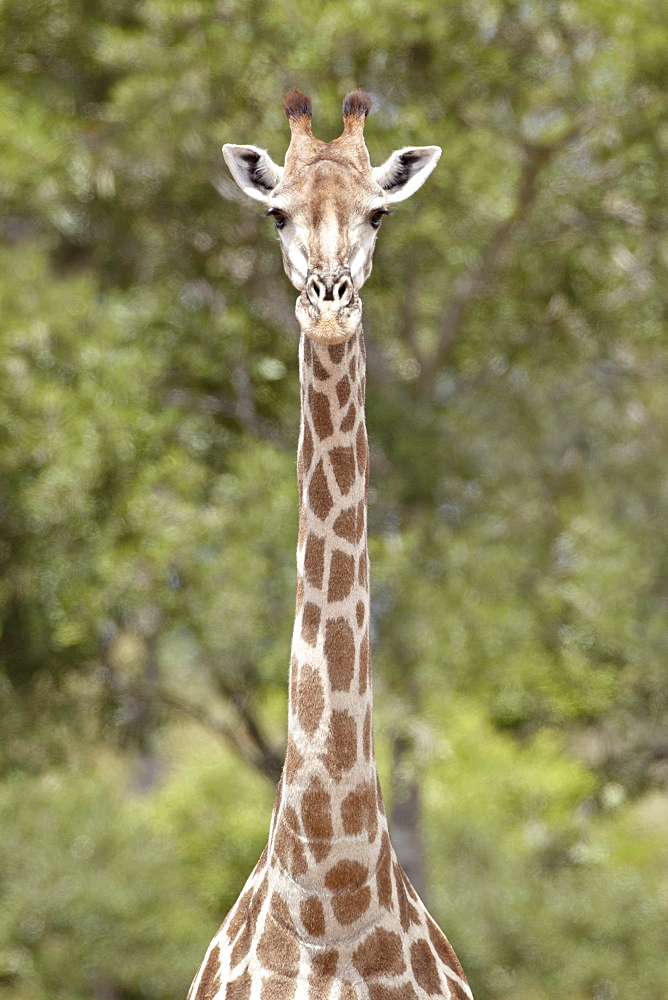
xmin=223 ymin=90 xmax=441 ymax=345
xmin=268 ymin=158 xmax=386 ymax=345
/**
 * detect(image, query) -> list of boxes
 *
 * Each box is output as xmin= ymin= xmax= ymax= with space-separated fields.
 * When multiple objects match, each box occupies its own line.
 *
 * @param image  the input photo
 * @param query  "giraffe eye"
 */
xmin=369 ymin=208 xmax=391 ymax=230
xmin=265 ymin=208 xmax=287 ymax=230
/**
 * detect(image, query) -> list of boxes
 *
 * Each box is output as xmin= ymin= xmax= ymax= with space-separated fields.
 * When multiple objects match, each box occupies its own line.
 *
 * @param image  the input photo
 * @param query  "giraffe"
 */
xmin=187 ymin=90 xmax=473 ymax=1000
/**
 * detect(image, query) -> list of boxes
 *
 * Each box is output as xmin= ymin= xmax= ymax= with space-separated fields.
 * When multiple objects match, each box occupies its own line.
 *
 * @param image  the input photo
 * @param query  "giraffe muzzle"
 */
xmin=296 ymin=270 xmax=362 ymax=344
xmin=305 ymin=273 xmax=354 ymax=308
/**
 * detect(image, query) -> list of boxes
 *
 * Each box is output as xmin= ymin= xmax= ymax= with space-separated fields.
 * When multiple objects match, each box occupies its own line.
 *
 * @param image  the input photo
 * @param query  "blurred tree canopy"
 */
xmin=1 ymin=1 xmax=667 ymax=998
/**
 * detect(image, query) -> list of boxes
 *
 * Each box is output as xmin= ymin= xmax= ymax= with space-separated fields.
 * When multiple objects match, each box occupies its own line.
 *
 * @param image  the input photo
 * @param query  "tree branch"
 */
xmin=157 ymin=685 xmax=282 ymax=784
xmin=422 ymin=129 xmax=581 ymax=390
xmin=214 ymin=673 xmax=284 ymax=784
xmin=164 ymin=367 xmax=280 ymax=441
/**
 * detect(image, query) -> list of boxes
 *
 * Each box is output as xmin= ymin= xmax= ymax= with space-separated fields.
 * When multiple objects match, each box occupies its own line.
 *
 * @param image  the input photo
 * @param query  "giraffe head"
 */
xmin=223 ymin=90 xmax=441 ymax=345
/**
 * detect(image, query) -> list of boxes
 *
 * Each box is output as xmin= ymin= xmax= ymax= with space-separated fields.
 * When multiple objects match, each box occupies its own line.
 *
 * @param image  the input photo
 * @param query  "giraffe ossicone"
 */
xmin=188 ymin=91 xmax=473 ymax=1000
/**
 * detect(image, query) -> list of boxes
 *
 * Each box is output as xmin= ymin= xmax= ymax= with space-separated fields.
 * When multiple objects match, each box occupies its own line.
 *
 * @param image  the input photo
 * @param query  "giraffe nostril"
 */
xmin=306 ymin=273 xmax=354 ymax=309
xmin=306 ymin=276 xmax=324 ymax=306
xmin=336 ymin=278 xmax=351 ymax=301
xmin=333 ymin=276 xmax=353 ymax=307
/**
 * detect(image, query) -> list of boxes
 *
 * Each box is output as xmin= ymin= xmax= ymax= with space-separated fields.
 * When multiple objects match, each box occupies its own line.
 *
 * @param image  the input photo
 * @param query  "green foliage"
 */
xmin=2 ymin=1 xmax=668 ymax=998
xmin=0 ymin=726 xmax=272 ymax=1000
xmin=422 ymin=702 xmax=668 ymax=998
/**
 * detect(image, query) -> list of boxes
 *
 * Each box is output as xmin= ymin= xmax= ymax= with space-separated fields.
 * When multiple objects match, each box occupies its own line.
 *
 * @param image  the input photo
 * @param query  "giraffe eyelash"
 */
xmin=264 ymin=207 xmax=287 ymax=230
xmin=369 ymin=208 xmax=392 ymax=229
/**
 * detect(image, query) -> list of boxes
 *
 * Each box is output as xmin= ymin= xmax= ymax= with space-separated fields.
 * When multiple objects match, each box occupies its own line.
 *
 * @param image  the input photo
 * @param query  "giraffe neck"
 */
xmin=267 ymin=325 xmax=388 ymax=896
xmin=188 ymin=332 xmax=475 ymax=1000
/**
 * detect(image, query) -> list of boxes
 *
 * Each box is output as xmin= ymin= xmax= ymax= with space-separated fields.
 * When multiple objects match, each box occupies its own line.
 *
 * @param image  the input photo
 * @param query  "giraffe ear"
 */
xmin=222 ymin=144 xmax=284 ymax=203
xmin=372 ymin=146 xmax=441 ymax=203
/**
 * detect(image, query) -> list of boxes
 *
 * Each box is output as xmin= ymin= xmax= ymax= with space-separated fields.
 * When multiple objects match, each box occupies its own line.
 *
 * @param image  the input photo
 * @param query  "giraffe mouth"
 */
xmin=294 ymin=292 xmax=363 ymax=344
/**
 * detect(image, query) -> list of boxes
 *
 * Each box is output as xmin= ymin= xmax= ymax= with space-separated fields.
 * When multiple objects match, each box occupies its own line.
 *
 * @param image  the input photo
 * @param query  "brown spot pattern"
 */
xmin=226 ymin=888 xmax=252 ymax=943
xmin=303 ymin=336 xmax=312 ymax=367
xmin=273 ymin=808 xmax=307 ymax=879
xmin=376 ymin=832 xmax=393 ymax=909
xmin=312 ymin=352 xmax=330 ymax=381
xmin=309 ymin=950 xmax=339 ymax=1000
xmin=336 ymin=374 xmax=351 ymax=406
xmin=353 ymin=928 xmax=405 ymax=979
xmin=295 ymin=573 xmax=304 ymax=612
xmin=368 ymin=985 xmax=418 ymax=1000
xmin=333 ymin=505 xmax=356 ymax=543
xmin=363 ymin=706 xmax=372 ymax=760
xmin=290 ymin=656 xmax=298 ymax=709
xmin=257 ymin=893 xmax=299 ymax=976
xmin=271 ymin=776 xmax=283 ymax=824
xmin=358 ymin=548 xmax=368 ymax=588
xmin=328 ymin=549 xmax=355 ymax=602
xmin=301 ymin=421 xmax=314 ymax=474
xmin=193 ymin=943 xmax=221 ymax=1000
xmin=427 ymin=919 xmax=468 ymax=981
xmin=448 ymin=982 xmax=472 ymax=1000
xmin=260 ymin=977 xmax=296 ymax=1000
xmin=376 ymin=775 xmax=386 ymax=815
xmin=283 ymin=736 xmax=303 ymax=783
xmin=404 ymin=873 xmax=419 ymax=902
xmin=225 ymin=970 xmax=251 ymax=1000
xmin=228 ymin=874 xmax=267 ymax=968
xmin=324 ymin=860 xmax=372 ymax=924
xmin=325 ymin=858 xmax=367 ymax=890
xmin=341 ymin=781 xmax=377 ymax=841
xmin=309 ymin=386 xmax=334 ymax=440
xmin=255 ymin=845 xmax=268 ymax=872
xmin=394 ymin=863 xmax=420 ymax=931
xmin=301 ymin=777 xmax=334 ymax=862
xmin=356 ymin=423 xmax=368 ymax=476
xmin=355 ymin=499 xmax=365 ymax=541
xmin=330 ymin=446 xmax=356 ymax=495
xmin=304 ymin=533 xmax=325 ymax=588
xmin=233 ymin=310 xmax=462 ymax=1000
xmin=410 ymin=940 xmax=441 ymax=994
xmin=253 ymin=871 xmax=270 ymax=914
xmin=297 ymin=665 xmax=324 ymax=735
xmin=340 ymin=403 xmax=356 ymax=433
xmin=328 ymin=343 xmax=345 ymax=365
xmin=301 ymin=602 xmax=321 ymax=646
xmin=358 ymin=386 xmax=364 ymax=406
xmin=308 ymin=460 xmax=333 ymax=520
xmin=300 ymin=896 xmax=326 ymax=937
xmin=230 ymin=918 xmax=252 ymax=969
xmin=359 ymin=631 xmax=370 ymax=694
xmin=324 ymin=617 xmax=355 ymax=691
xmin=314 ymin=950 xmax=339 ymax=977
xmin=332 ymin=885 xmax=372 ymax=927
xmin=322 ymin=710 xmax=357 ymax=778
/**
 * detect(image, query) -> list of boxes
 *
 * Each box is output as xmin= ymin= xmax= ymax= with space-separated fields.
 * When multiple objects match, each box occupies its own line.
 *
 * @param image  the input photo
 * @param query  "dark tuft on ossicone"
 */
xmin=283 ymin=89 xmax=312 ymax=120
xmin=342 ymin=89 xmax=372 ymax=119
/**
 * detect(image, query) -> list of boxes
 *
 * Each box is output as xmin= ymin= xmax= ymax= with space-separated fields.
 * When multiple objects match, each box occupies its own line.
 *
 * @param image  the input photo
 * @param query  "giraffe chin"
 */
xmin=295 ymin=296 xmax=362 ymax=345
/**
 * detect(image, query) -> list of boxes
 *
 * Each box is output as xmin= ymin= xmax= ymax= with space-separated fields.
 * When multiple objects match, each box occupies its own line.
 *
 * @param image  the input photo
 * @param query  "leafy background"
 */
xmin=1 ymin=1 xmax=667 ymax=998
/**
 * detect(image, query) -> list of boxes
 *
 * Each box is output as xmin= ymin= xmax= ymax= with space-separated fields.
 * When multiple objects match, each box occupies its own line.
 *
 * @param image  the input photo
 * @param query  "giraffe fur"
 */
xmin=187 ymin=90 xmax=472 ymax=1000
